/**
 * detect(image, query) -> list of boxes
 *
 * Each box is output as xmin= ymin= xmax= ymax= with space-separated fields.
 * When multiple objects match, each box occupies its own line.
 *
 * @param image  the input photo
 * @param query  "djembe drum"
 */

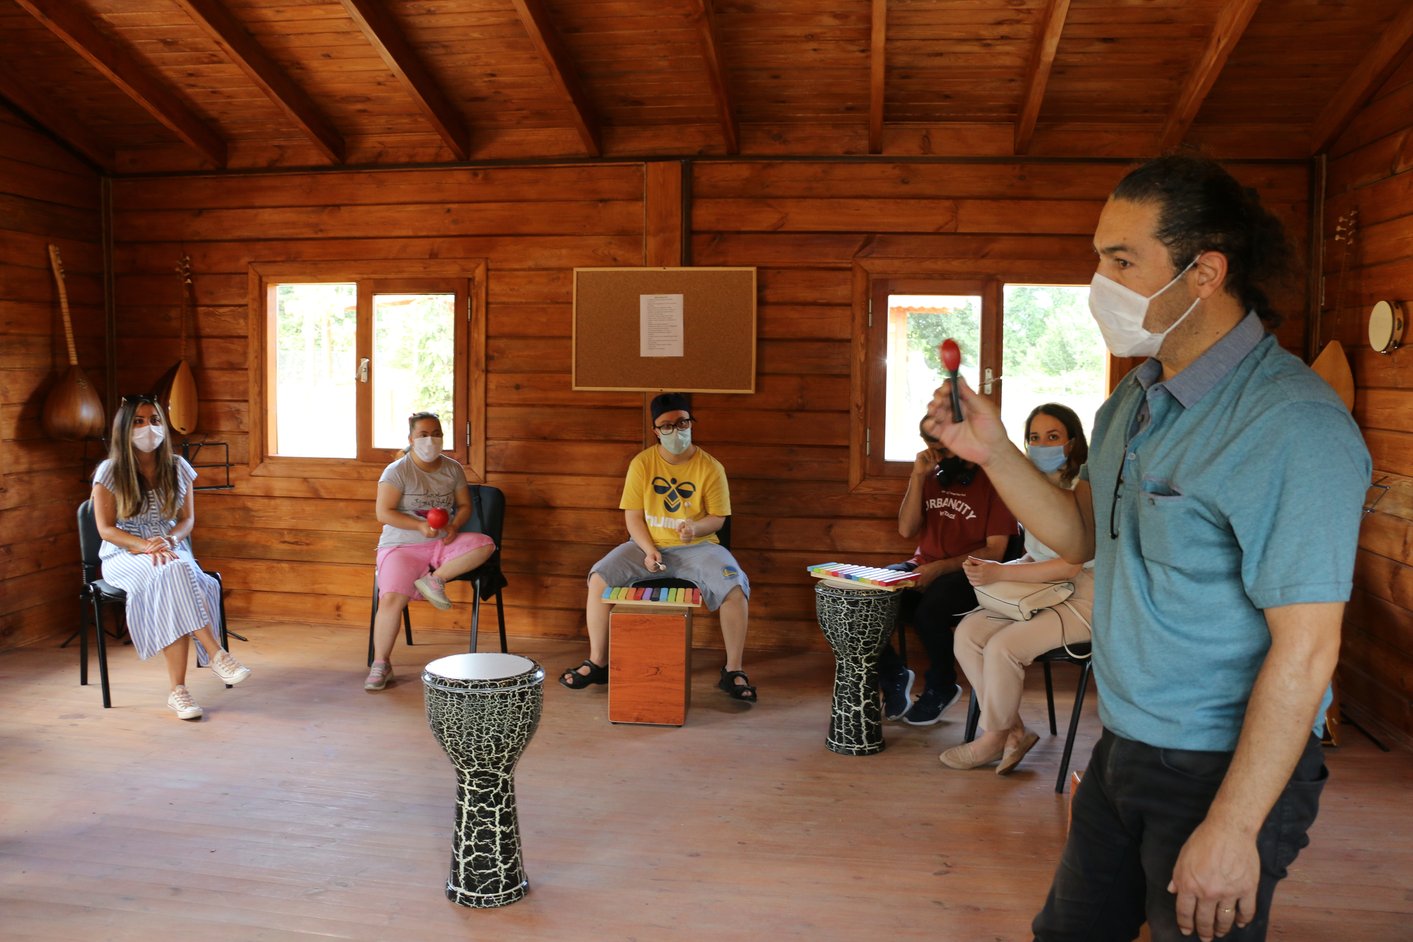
xmin=814 ymin=581 xmax=903 ymax=755
xmin=423 ymin=652 xmax=545 ymax=907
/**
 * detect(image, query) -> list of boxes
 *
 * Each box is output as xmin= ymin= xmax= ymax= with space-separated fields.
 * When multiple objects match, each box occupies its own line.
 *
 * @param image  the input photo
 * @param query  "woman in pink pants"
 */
xmin=365 ymin=411 xmax=495 ymax=691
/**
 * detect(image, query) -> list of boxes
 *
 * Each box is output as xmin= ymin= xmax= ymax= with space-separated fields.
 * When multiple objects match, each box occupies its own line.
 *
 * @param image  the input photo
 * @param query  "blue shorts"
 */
xmin=590 ymin=541 xmax=750 ymax=611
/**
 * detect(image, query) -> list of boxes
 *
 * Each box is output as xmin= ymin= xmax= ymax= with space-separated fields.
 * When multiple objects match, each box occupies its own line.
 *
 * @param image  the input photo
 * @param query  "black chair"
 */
xmin=76 ymin=499 xmax=231 ymax=709
xmin=366 ymin=483 xmax=509 ymax=665
xmin=963 ymin=642 xmax=1094 ymax=793
xmin=631 ymin=516 xmax=732 ymax=595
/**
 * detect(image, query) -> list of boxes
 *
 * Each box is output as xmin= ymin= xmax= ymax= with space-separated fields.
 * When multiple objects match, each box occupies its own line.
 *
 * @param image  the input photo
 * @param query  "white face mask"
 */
xmin=658 ymin=428 xmax=692 ymax=456
xmin=132 ymin=424 xmax=165 ymax=453
xmin=411 ymin=436 xmax=443 ymax=462
xmin=1088 ymin=257 xmax=1200 ymax=358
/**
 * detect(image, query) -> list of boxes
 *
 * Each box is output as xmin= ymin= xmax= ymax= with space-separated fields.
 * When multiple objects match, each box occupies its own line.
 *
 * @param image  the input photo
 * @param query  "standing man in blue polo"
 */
xmin=928 ymin=154 xmax=1370 ymax=942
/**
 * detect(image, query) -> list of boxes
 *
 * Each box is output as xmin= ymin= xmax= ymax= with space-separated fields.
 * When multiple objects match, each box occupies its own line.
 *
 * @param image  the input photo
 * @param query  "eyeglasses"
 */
xmin=121 ymin=394 xmax=156 ymax=406
xmin=1108 ymin=458 xmax=1125 ymax=540
xmin=654 ymin=418 xmax=694 ymax=433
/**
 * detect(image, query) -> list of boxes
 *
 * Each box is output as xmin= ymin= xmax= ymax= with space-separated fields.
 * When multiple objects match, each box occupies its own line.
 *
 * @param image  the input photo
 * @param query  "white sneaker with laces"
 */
xmin=168 ymin=685 xmax=203 ymax=720
xmin=414 ymin=573 xmax=452 ymax=610
xmin=210 ymin=649 xmax=251 ymax=686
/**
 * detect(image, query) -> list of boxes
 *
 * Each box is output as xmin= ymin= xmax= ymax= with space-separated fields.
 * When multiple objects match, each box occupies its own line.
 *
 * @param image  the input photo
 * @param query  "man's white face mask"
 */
xmin=1088 ymin=257 xmax=1200 ymax=358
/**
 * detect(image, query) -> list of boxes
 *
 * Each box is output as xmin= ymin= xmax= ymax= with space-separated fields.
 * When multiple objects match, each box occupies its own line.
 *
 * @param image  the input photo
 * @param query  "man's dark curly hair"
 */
xmin=1112 ymin=154 xmax=1295 ymax=328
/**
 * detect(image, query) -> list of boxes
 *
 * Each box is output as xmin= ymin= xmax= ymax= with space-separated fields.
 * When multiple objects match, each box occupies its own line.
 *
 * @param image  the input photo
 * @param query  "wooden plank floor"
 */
xmin=2 ymin=622 xmax=1410 ymax=941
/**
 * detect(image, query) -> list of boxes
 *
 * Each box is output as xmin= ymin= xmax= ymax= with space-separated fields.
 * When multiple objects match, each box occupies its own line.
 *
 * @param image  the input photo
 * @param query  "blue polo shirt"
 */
xmin=1083 ymin=313 xmax=1370 ymax=750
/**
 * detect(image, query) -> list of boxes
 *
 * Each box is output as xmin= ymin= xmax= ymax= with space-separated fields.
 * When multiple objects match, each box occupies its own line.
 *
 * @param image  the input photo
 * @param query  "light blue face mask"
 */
xmin=658 ymin=428 xmax=692 ymax=455
xmin=1027 ymin=443 xmax=1068 ymax=474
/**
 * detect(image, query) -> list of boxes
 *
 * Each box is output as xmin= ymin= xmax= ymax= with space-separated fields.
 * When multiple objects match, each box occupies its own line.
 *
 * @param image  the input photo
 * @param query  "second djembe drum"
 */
xmin=423 ymin=652 xmax=545 ymax=907
xmin=814 ymin=581 xmax=902 ymax=755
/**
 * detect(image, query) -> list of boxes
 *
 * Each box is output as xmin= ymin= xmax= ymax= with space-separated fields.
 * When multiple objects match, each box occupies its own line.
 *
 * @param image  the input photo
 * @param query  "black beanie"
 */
xmin=650 ymin=392 xmax=692 ymax=421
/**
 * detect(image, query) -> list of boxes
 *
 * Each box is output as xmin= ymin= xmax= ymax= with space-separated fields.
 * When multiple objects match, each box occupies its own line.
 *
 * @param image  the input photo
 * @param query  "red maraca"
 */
xmin=425 ymin=507 xmax=449 ymax=530
xmin=939 ymin=338 xmax=963 ymax=423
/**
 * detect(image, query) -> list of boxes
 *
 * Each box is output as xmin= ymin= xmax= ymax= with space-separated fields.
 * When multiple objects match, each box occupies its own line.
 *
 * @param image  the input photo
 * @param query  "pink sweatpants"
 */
xmin=375 ymin=533 xmax=495 ymax=600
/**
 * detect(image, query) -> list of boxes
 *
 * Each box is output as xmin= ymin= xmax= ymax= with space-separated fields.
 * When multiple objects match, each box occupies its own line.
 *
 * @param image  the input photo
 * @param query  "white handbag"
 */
xmin=970 ymin=579 xmax=1092 ymax=660
xmin=972 ymin=579 xmax=1075 ymax=621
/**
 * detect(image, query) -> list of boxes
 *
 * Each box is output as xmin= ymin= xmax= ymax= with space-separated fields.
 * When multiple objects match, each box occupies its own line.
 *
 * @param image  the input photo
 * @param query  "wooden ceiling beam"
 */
xmin=1309 ymin=3 xmax=1413 ymax=155
xmin=1013 ymin=0 xmax=1070 ymax=155
xmin=688 ymin=0 xmax=738 ymax=155
xmin=340 ymin=0 xmax=469 ymax=160
xmin=175 ymin=0 xmax=344 ymax=164
xmin=509 ymin=0 xmax=602 ymax=156
xmin=13 ymin=0 xmax=227 ymax=167
xmin=869 ymin=0 xmax=887 ymax=154
xmin=1158 ymin=0 xmax=1262 ymax=152
xmin=340 ymin=0 xmax=470 ymax=161
xmin=0 ymin=61 xmax=113 ymax=169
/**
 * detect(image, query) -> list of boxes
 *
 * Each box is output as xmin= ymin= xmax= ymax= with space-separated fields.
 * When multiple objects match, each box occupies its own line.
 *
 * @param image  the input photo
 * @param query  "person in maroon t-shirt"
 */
xmin=879 ymin=420 xmax=1019 ymax=725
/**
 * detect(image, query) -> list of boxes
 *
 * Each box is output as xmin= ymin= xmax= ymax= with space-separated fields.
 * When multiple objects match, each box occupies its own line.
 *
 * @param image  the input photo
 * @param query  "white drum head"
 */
xmin=425 ymin=652 xmax=535 ymax=681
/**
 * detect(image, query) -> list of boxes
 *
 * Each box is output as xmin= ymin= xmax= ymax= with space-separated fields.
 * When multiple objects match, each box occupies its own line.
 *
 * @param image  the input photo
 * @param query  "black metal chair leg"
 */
xmin=495 ymin=589 xmax=507 ymax=653
xmin=92 ymin=597 xmax=112 ymax=709
xmin=963 ymin=688 xmax=980 ymax=742
xmin=469 ymin=582 xmax=482 ymax=653
xmin=1055 ymin=661 xmax=1093 ymax=793
xmin=79 ymin=594 xmax=90 ymax=687
xmin=1043 ymin=660 xmax=1058 ymax=735
xmin=367 ymin=581 xmax=379 ymax=666
xmin=402 ymin=606 xmax=413 ymax=646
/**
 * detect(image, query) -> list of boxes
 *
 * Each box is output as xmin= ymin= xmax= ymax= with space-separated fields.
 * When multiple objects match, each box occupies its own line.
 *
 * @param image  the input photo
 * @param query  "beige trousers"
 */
xmin=953 ymin=568 xmax=1094 ymax=735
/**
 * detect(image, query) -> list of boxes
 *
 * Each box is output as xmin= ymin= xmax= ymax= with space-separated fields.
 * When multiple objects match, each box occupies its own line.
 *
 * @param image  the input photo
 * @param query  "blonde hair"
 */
xmin=106 ymin=397 xmax=180 ymax=520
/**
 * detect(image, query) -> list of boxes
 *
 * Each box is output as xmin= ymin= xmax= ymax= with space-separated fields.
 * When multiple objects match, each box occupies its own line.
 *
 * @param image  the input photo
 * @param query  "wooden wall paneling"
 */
xmin=1324 ymin=44 xmax=1413 ymax=749
xmin=0 ymin=102 xmax=104 ymax=652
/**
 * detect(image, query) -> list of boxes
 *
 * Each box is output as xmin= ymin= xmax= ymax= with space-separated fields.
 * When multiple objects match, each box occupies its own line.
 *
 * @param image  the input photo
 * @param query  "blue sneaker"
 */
xmin=881 ymin=667 xmax=916 ymax=721
xmin=904 ymin=683 xmax=962 ymax=726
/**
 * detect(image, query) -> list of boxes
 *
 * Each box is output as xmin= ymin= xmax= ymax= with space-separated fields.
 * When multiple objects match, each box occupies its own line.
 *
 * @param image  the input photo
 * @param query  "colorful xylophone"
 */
xmin=807 ymin=562 xmax=921 ymax=591
xmin=604 ymin=586 xmax=703 ymax=607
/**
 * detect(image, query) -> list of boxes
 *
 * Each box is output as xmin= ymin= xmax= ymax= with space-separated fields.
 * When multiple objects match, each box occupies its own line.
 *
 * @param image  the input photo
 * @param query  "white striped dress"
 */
xmin=95 ymin=458 xmax=221 ymax=664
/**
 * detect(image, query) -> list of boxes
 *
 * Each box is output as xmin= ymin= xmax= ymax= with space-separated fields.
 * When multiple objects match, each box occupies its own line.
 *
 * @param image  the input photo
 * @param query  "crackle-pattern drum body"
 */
xmin=814 ymin=582 xmax=901 ymax=755
xmin=423 ymin=653 xmax=545 ymax=907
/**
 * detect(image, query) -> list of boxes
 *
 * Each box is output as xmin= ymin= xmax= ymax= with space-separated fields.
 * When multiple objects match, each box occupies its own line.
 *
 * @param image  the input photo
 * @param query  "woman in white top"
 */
xmin=91 ymin=395 xmax=250 ymax=720
xmin=365 ymin=411 xmax=495 ymax=691
xmin=942 ymin=403 xmax=1095 ymax=773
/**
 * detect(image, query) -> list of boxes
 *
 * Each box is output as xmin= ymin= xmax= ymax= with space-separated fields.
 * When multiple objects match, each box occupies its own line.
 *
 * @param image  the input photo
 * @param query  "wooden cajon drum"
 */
xmin=607 ymin=588 xmax=699 ymax=726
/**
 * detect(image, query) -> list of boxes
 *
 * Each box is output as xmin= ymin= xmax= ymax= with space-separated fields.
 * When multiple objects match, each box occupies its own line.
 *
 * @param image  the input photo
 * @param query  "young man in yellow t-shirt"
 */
xmin=559 ymin=392 xmax=755 ymax=701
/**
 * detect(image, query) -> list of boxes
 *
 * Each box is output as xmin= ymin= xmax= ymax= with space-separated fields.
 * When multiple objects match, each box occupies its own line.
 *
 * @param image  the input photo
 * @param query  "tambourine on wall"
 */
xmin=1367 ymin=299 xmax=1405 ymax=355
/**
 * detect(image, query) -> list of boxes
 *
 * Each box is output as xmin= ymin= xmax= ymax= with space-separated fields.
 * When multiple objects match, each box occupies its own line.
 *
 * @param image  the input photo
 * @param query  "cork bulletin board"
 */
xmin=572 ymin=267 xmax=757 ymax=392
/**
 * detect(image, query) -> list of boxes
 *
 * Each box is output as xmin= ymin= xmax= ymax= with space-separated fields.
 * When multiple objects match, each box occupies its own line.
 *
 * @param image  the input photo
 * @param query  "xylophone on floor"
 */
xmin=603 ymin=586 xmax=703 ymax=607
xmin=807 ymin=562 xmax=921 ymax=591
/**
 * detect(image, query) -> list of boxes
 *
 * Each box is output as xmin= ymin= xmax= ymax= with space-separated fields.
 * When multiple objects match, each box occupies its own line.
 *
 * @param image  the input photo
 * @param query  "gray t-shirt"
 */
xmin=376 ymin=453 xmax=468 ymax=549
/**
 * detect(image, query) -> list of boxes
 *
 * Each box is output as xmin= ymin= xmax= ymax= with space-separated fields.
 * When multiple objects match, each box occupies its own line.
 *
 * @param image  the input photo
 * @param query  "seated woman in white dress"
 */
xmin=91 ymin=395 xmax=251 ymax=720
xmin=942 ymin=403 xmax=1094 ymax=774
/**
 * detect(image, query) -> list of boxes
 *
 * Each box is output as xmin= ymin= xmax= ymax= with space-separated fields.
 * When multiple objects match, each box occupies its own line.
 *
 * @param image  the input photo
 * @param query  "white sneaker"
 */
xmin=364 ymin=661 xmax=393 ymax=691
xmin=414 ymin=573 xmax=452 ymax=610
xmin=210 ymin=649 xmax=251 ymax=686
xmin=168 ymin=685 xmax=203 ymax=720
